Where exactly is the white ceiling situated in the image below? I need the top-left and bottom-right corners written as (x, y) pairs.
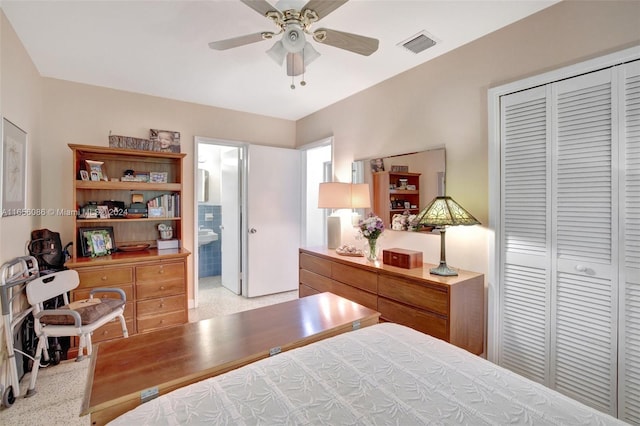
top-left (2, 0), bottom-right (557, 121)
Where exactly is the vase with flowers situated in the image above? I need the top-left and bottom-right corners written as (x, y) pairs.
top-left (359, 213), bottom-right (385, 262)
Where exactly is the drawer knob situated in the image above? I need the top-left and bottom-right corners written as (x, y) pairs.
top-left (160, 303), bottom-right (165, 308)
top-left (101, 276), bottom-right (107, 281)
top-left (160, 286), bottom-right (165, 290)
top-left (158, 269), bottom-right (165, 274)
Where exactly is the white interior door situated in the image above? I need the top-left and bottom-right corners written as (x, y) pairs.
top-left (244, 145), bottom-right (301, 297)
top-left (220, 148), bottom-right (241, 294)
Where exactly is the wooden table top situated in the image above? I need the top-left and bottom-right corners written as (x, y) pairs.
top-left (82, 292), bottom-right (380, 421)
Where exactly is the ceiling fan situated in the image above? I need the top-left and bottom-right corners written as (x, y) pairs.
top-left (208, 0), bottom-right (379, 86)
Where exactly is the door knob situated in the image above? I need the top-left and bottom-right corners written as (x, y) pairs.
top-left (249, 228), bottom-right (257, 234)
top-left (575, 265), bottom-right (587, 273)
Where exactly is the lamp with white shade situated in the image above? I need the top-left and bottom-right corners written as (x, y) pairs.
top-left (318, 182), bottom-right (351, 249)
top-left (349, 183), bottom-right (371, 226)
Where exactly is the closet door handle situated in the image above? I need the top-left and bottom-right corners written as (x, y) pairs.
top-left (575, 265), bottom-right (587, 273)
top-left (249, 228), bottom-right (257, 234)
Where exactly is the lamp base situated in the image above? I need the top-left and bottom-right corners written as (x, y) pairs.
top-left (327, 215), bottom-right (341, 249)
top-left (429, 262), bottom-right (458, 276)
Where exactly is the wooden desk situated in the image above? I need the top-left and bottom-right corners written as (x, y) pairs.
top-left (82, 292), bottom-right (380, 425)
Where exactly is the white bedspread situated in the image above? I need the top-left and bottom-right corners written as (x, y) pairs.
top-left (109, 323), bottom-right (625, 425)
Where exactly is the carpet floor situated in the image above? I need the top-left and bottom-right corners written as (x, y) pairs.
top-left (0, 277), bottom-right (298, 425)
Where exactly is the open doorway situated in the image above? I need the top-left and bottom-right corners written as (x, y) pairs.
top-left (194, 139), bottom-right (244, 309)
top-left (193, 136), bottom-right (332, 311)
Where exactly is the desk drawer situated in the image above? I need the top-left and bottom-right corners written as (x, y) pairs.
top-left (136, 262), bottom-right (184, 284)
top-left (77, 267), bottom-right (133, 288)
top-left (378, 275), bottom-right (448, 316)
top-left (137, 310), bottom-right (187, 333)
top-left (137, 294), bottom-right (185, 318)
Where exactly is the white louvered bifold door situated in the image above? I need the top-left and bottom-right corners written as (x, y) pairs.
top-left (551, 68), bottom-right (617, 415)
top-left (499, 86), bottom-right (552, 385)
top-left (620, 60), bottom-right (640, 424)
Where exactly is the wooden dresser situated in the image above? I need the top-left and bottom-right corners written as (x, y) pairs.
top-left (65, 250), bottom-right (189, 355)
top-left (299, 247), bottom-right (485, 355)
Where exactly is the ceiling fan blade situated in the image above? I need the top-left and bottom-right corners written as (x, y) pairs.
top-left (313, 28), bottom-right (379, 56)
top-left (240, 0), bottom-right (280, 17)
top-left (302, 0), bottom-right (348, 20)
top-left (209, 32), bottom-right (273, 50)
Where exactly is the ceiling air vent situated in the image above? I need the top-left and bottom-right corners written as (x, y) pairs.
top-left (398, 31), bottom-right (437, 54)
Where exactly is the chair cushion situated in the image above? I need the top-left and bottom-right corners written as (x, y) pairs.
top-left (39, 298), bottom-right (124, 326)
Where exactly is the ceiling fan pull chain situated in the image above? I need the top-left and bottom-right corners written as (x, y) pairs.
top-left (301, 48), bottom-right (307, 87)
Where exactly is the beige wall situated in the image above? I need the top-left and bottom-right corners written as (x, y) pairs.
top-left (296, 0), bottom-right (640, 277)
top-left (0, 12), bottom-right (43, 262)
top-left (39, 79), bottom-right (296, 302)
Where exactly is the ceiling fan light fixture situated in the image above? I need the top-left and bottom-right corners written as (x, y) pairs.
top-left (266, 40), bottom-right (287, 65)
top-left (302, 42), bottom-right (320, 66)
top-left (286, 53), bottom-right (304, 76)
top-left (281, 24), bottom-right (306, 53)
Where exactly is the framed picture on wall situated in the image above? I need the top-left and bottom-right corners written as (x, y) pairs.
top-left (2, 118), bottom-right (27, 217)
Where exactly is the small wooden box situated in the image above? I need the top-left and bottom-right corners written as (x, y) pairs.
top-left (382, 248), bottom-right (423, 269)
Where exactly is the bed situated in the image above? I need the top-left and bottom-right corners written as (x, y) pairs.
top-left (108, 323), bottom-right (624, 425)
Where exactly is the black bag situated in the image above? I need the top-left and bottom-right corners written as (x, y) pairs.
top-left (28, 228), bottom-right (65, 272)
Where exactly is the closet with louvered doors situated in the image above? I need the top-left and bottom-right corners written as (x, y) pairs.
top-left (495, 59), bottom-right (639, 422)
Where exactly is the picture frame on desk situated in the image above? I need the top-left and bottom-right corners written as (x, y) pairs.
top-left (78, 226), bottom-right (115, 257)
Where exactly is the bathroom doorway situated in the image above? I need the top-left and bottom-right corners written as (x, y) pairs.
top-left (195, 140), bottom-right (244, 307)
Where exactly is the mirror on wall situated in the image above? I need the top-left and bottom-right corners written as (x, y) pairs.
top-left (197, 168), bottom-right (209, 203)
top-left (353, 148), bottom-right (445, 231)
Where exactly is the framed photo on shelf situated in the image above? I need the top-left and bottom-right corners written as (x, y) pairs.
top-left (149, 129), bottom-right (181, 153)
top-left (79, 170), bottom-right (89, 181)
top-left (149, 171), bottom-right (168, 183)
top-left (78, 226), bottom-right (116, 257)
top-left (97, 205), bottom-right (110, 219)
top-left (148, 206), bottom-right (165, 218)
top-left (85, 160), bottom-right (105, 180)
top-left (370, 158), bottom-right (385, 173)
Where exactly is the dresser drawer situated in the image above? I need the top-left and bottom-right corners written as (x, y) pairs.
top-left (137, 310), bottom-right (187, 334)
top-left (378, 275), bottom-right (448, 316)
top-left (331, 263), bottom-right (377, 293)
top-left (136, 279), bottom-right (184, 299)
top-left (299, 253), bottom-right (332, 277)
top-left (72, 285), bottom-right (134, 308)
top-left (77, 266), bottom-right (133, 288)
top-left (378, 297), bottom-right (448, 341)
top-left (300, 269), bottom-right (332, 291)
top-left (136, 261), bottom-right (185, 284)
top-left (299, 283), bottom-right (321, 297)
top-left (91, 318), bottom-right (134, 344)
top-left (300, 269), bottom-right (377, 310)
top-left (136, 294), bottom-right (185, 318)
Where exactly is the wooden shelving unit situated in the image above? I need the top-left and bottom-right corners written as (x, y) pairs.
top-left (65, 144), bottom-right (190, 355)
top-left (372, 171), bottom-right (421, 228)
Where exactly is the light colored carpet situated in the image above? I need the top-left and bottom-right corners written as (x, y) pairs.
top-left (0, 278), bottom-right (298, 425)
